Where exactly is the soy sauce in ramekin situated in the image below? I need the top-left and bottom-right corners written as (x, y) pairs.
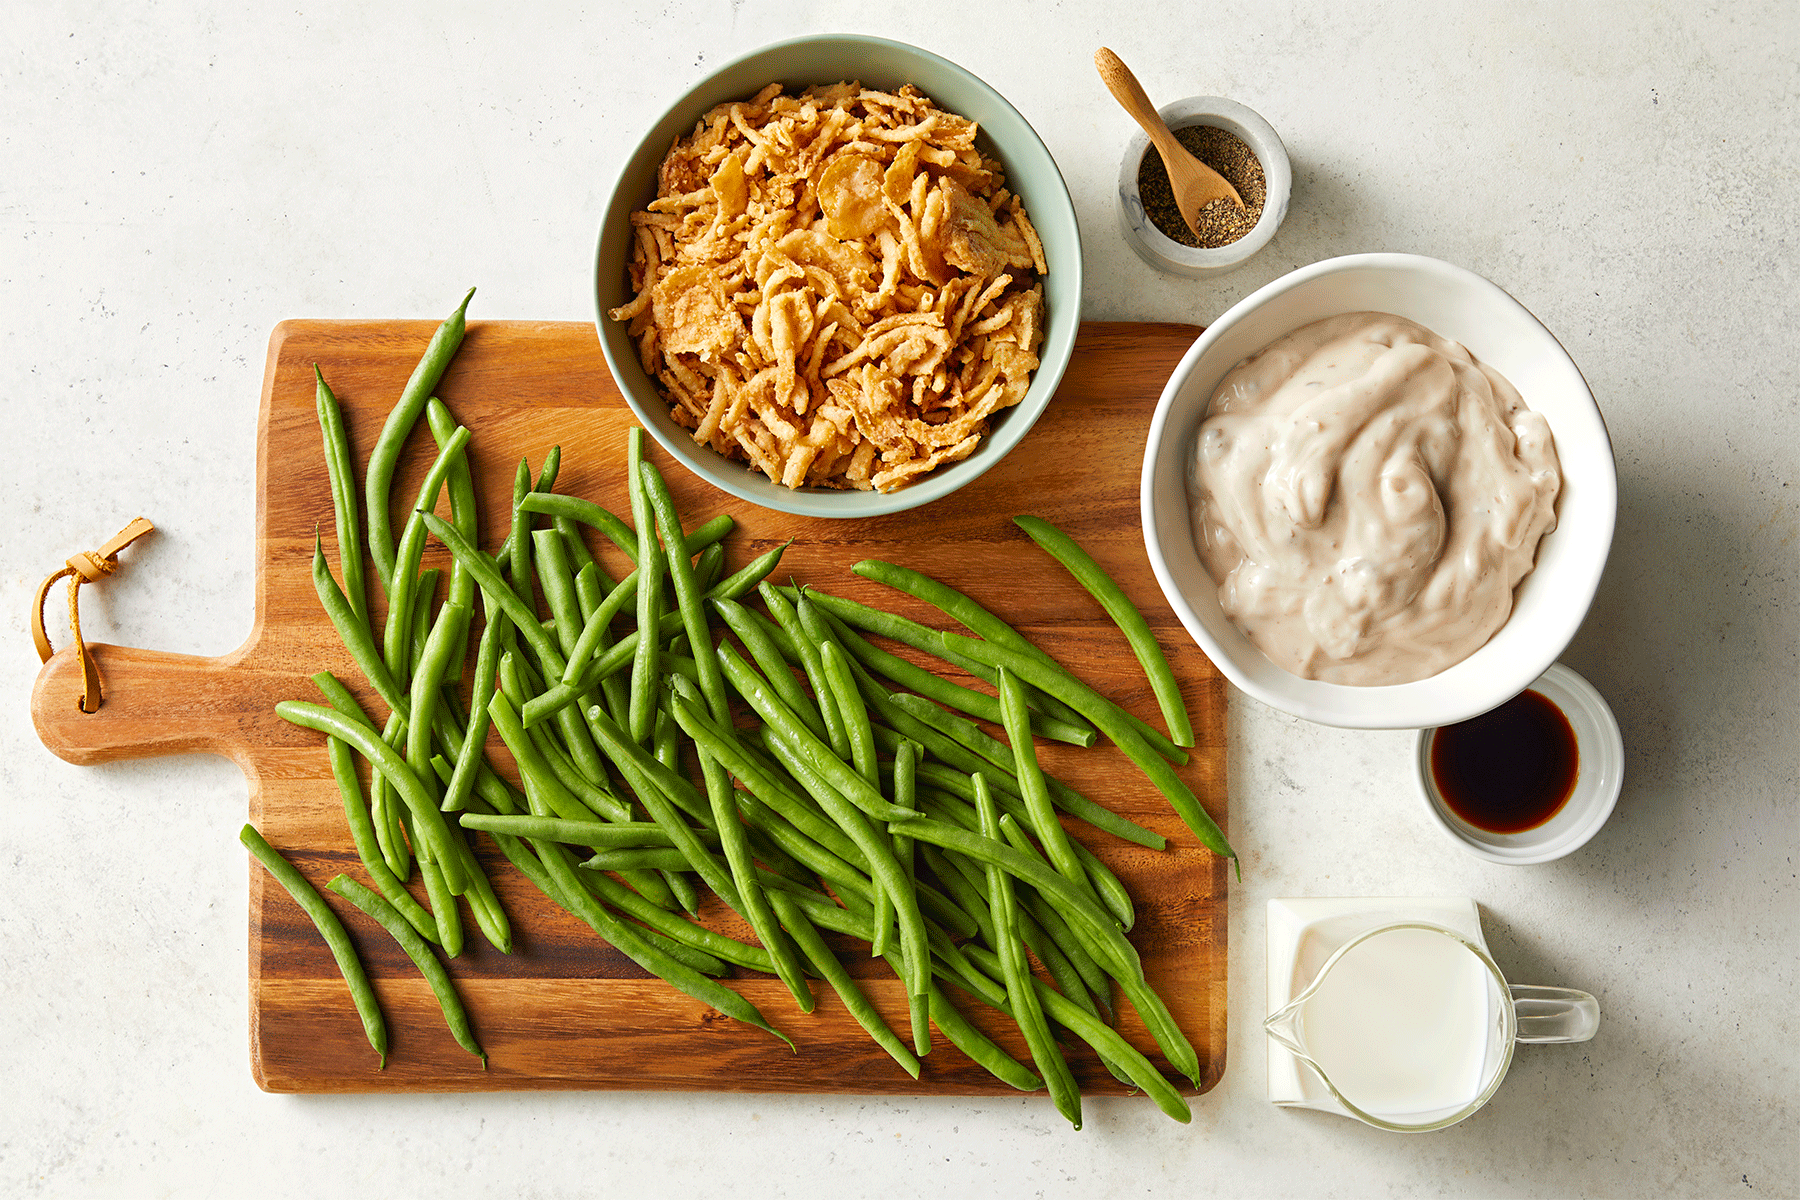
top-left (1430, 690), bottom-right (1579, 833)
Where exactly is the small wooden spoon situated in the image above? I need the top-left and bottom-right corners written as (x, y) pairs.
top-left (1094, 47), bottom-right (1244, 237)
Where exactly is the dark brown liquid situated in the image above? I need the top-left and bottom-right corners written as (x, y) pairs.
top-left (1430, 689), bottom-right (1579, 833)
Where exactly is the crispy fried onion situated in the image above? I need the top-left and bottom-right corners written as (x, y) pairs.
top-left (609, 82), bottom-right (1047, 492)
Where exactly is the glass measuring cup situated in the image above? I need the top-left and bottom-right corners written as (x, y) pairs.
top-left (1263, 921), bottom-right (1599, 1132)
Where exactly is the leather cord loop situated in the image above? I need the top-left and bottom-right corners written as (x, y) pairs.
top-left (32, 517), bottom-right (155, 713)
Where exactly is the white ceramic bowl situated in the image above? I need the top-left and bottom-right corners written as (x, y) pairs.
top-left (1415, 663), bottom-right (1625, 864)
top-left (1116, 96), bottom-right (1291, 277)
top-left (594, 35), bottom-right (1082, 519)
top-left (1140, 253), bottom-right (1617, 730)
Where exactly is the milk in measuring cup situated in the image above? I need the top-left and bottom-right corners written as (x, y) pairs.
top-left (1296, 925), bottom-right (1491, 1118)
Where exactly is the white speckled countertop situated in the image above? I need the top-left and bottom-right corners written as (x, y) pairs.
top-left (4, 2), bottom-right (1795, 1196)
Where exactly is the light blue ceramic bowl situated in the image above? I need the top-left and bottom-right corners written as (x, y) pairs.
top-left (594, 35), bottom-right (1082, 518)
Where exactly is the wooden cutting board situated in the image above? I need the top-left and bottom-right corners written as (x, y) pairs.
top-left (31, 318), bottom-right (1227, 1097)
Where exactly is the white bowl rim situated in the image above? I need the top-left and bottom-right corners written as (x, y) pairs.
top-left (591, 33), bottom-right (1082, 519)
top-left (1140, 252), bottom-right (1618, 730)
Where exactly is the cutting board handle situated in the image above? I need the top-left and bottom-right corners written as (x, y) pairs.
top-left (31, 642), bottom-right (270, 770)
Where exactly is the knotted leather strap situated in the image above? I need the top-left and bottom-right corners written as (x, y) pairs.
top-left (32, 518), bottom-right (156, 713)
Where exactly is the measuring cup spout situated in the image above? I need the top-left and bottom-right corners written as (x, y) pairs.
top-left (1511, 985), bottom-right (1601, 1043)
top-left (1263, 998), bottom-right (1306, 1057)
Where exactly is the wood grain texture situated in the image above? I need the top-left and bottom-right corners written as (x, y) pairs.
top-left (31, 318), bottom-right (1227, 1097)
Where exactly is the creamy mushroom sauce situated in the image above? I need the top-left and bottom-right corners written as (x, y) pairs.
top-left (1188, 312), bottom-right (1561, 685)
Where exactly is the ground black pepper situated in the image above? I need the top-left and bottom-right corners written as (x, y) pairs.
top-left (1138, 123), bottom-right (1266, 249)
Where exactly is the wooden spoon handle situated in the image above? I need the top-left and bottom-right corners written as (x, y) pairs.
top-left (1094, 47), bottom-right (1181, 157)
top-left (31, 641), bottom-right (286, 771)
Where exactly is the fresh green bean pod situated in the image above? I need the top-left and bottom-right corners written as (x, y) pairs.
top-left (760, 584), bottom-right (852, 760)
top-left (323, 732), bottom-right (438, 944)
top-left (943, 631), bottom-right (1236, 870)
top-left (960, 944), bottom-right (1192, 1123)
top-left (527, 837), bottom-right (793, 1049)
top-left (1014, 513), bottom-right (1194, 747)
top-left (768, 890), bottom-right (921, 1080)
top-left (239, 825), bottom-right (387, 1068)
top-left (276, 700), bottom-right (465, 893)
top-left (975, 776), bottom-right (1082, 1128)
top-left (885, 690), bottom-right (1164, 853)
top-left (364, 287), bottom-right (473, 590)
top-left (849, 560), bottom-right (1187, 763)
top-left (718, 642), bottom-right (918, 824)
top-left (327, 873), bottom-right (485, 1065)
top-left (313, 367), bottom-right (370, 629)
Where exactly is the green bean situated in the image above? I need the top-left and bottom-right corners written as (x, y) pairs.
top-left (322, 730), bottom-right (438, 944)
top-left (924, 981), bottom-right (1041, 1092)
top-left (910, 757), bottom-right (1136, 930)
top-left (492, 693), bottom-right (680, 917)
top-left (426, 399), bottom-right (480, 631)
top-left (1013, 515), bottom-right (1194, 748)
top-left (991, 823), bottom-right (1198, 1088)
top-left (407, 817), bottom-right (463, 956)
top-left (960, 944), bottom-right (1192, 1123)
top-left (975, 776), bottom-right (1081, 1127)
top-left (719, 643), bottom-right (918, 824)
top-left (942, 631), bottom-right (1235, 869)
top-left (458, 813), bottom-right (675, 847)
top-left (791, 583), bottom-right (1097, 739)
top-left (529, 528), bottom-right (615, 788)
top-left (381, 427), bottom-right (470, 685)
top-left (849, 560), bottom-right (1187, 764)
top-left (312, 535), bottom-right (406, 716)
top-left (528, 837), bottom-right (793, 1048)
top-left (313, 367), bottom-right (370, 630)
top-left (884, 690), bottom-right (1164, 853)
top-left (239, 825), bottom-right (386, 1068)
top-left (505, 458), bottom-right (536, 609)
top-left (576, 867), bottom-right (767, 974)
top-left (768, 890), bottom-right (920, 1080)
top-left (534, 527), bottom-right (587, 659)
top-left (575, 565), bottom-right (634, 733)
top-left (579, 847), bottom-right (694, 872)
top-left (276, 700), bottom-right (465, 893)
top-left (889, 738), bottom-right (929, 1053)
top-left (364, 288), bottom-right (473, 591)
top-left (713, 598), bottom-right (825, 739)
top-left (806, 598), bottom-right (1096, 747)
top-left (326, 873), bottom-right (485, 1065)
top-left (405, 601), bottom-right (470, 792)
top-left (997, 667), bottom-right (1088, 895)
top-left (820, 641), bottom-right (877, 785)
top-left (637, 458), bottom-right (815, 1012)
top-left (581, 704), bottom-right (743, 904)
top-left (757, 720), bottom-right (930, 1001)
top-left (560, 517), bottom-right (733, 688)
top-left (708, 539), bottom-right (790, 605)
top-left (760, 584), bottom-right (851, 760)
top-left (624, 429), bottom-right (662, 743)
top-left (995, 816), bottom-right (1112, 1014)
top-left (441, 584), bottom-right (512, 814)
top-left (517, 492), bottom-right (645, 561)
top-left (672, 702), bottom-right (869, 880)
top-left (692, 542), bottom-right (723, 592)
top-left (486, 690), bottom-right (599, 824)
top-left (419, 511), bottom-right (564, 672)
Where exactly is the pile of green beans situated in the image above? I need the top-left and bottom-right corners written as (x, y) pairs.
top-left (267, 290), bottom-right (1228, 1125)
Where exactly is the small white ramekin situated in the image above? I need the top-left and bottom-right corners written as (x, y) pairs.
top-left (1414, 663), bottom-right (1626, 865)
top-left (1115, 95), bottom-right (1290, 277)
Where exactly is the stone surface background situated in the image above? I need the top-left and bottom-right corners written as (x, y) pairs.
top-left (3, 2), bottom-right (1794, 1195)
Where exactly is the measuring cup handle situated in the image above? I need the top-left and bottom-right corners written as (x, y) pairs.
top-left (1510, 985), bottom-right (1601, 1043)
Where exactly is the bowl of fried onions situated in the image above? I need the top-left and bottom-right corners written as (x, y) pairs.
top-left (595, 35), bottom-right (1082, 517)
